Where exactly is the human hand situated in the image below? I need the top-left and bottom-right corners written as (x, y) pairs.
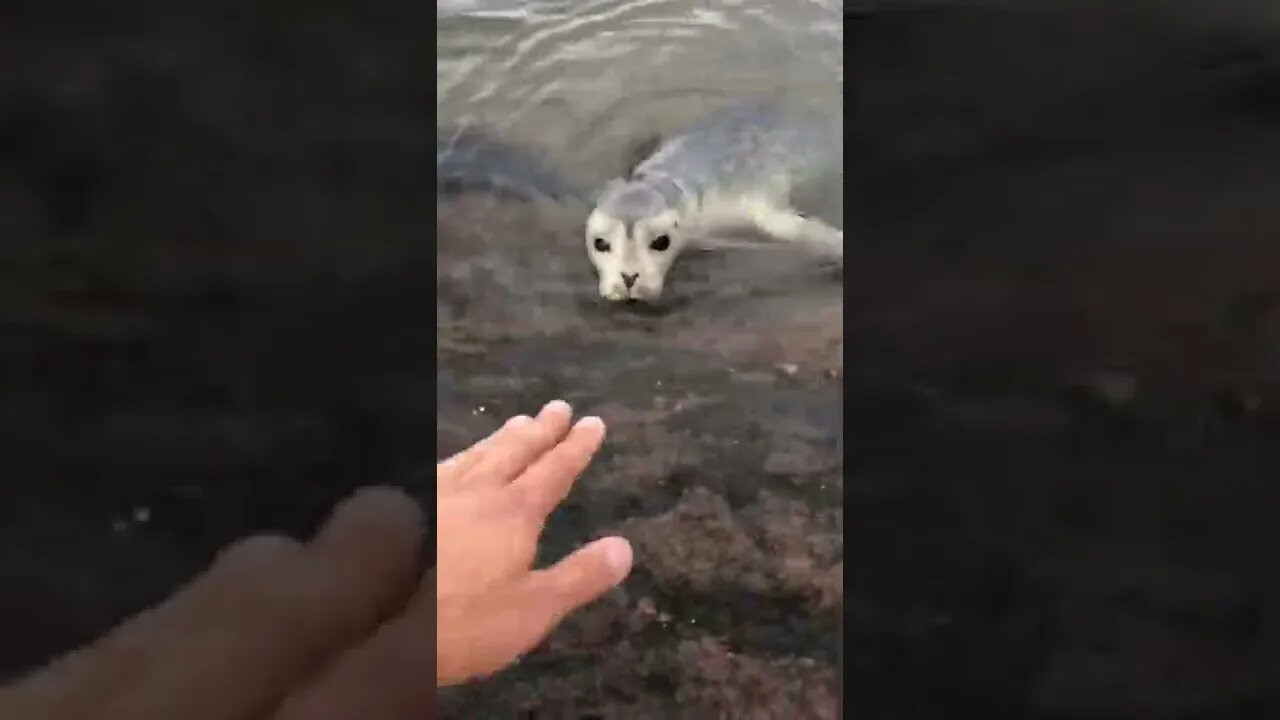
top-left (435, 400), bottom-right (632, 686)
top-left (0, 400), bottom-right (631, 719)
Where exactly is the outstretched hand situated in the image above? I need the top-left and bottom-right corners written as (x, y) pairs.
top-left (434, 400), bottom-right (632, 685)
top-left (0, 400), bottom-right (631, 720)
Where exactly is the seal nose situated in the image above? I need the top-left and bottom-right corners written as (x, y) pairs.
top-left (621, 273), bottom-right (638, 289)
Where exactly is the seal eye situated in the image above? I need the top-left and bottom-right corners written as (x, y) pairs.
top-left (650, 234), bottom-right (671, 251)
top-left (593, 237), bottom-right (610, 252)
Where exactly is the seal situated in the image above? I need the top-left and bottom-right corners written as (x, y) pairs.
top-left (584, 101), bottom-right (843, 303)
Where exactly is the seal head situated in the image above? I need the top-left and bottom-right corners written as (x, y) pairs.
top-left (585, 177), bottom-right (686, 303)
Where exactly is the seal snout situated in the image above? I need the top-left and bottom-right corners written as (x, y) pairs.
top-left (621, 273), bottom-right (639, 289)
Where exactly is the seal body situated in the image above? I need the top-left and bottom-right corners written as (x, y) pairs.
top-left (585, 101), bottom-right (843, 303)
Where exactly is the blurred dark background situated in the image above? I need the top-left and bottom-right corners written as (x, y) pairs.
top-left (847, 2), bottom-right (1280, 717)
top-left (0, 0), bottom-right (436, 677)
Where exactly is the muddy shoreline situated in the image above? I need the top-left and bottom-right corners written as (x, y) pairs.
top-left (434, 193), bottom-right (843, 718)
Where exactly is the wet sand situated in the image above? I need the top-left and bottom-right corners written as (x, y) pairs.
top-left (435, 195), bottom-right (843, 717)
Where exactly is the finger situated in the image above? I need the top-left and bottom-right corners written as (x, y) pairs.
top-left (305, 486), bottom-right (426, 637)
top-left (437, 414), bottom-right (531, 492)
top-left (438, 400), bottom-right (572, 493)
top-left (521, 536), bottom-right (633, 625)
top-left (272, 589), bottom-right (436, 720)
top-left (462, 400), bottom-right (573, 491)
top-left (93, 488), bottom-right (425, 720)
top-left (279, 538), bottom-right (633, 714)
top-left (437, 536), bottom-right (632, 687)
top-left (508, 415), bottom-right (605, 520)
top-left (0, 533), bottom-right (310, 720)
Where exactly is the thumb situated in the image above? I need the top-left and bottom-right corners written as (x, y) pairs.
top-left (523, 536), bottom-right (634, 624)
top-left (436, 537), bottom-right (634, 687)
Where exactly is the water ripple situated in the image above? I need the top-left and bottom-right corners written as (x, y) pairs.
top-left (438, 0), bottom-right (842, 182)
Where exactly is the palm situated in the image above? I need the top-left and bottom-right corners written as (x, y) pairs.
top-left (435, 489), bottom-right (539, 596)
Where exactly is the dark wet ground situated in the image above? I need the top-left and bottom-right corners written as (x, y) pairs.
top-left (6, 2), bottom-right (1280, 719)
top-left (434, 192), bottom-right (843, 717)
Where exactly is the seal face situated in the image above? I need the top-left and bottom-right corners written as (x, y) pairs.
top-left (585, 180), bottom-right (686, 303)
top-left (585, 102), bottom-right (843, 304)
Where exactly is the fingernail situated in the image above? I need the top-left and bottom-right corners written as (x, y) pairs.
top-left (540, 399), bottom-right (571, 417)
top-left (507, 414), bottom-right (533, 428)
top-left (599, 536), bottom-right (633, 580)
top-left (574, 416), bottom-right (604, 433)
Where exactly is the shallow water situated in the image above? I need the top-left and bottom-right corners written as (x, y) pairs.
top-left (436, 0), bottom-right (845, 716)
top-left (438, 0), bottom-right (842, 181)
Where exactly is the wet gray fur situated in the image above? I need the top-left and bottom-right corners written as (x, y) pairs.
top-left (627, 101), bottom-right (843, 225)
top-left (600, 177), bottom-right (684, 236)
